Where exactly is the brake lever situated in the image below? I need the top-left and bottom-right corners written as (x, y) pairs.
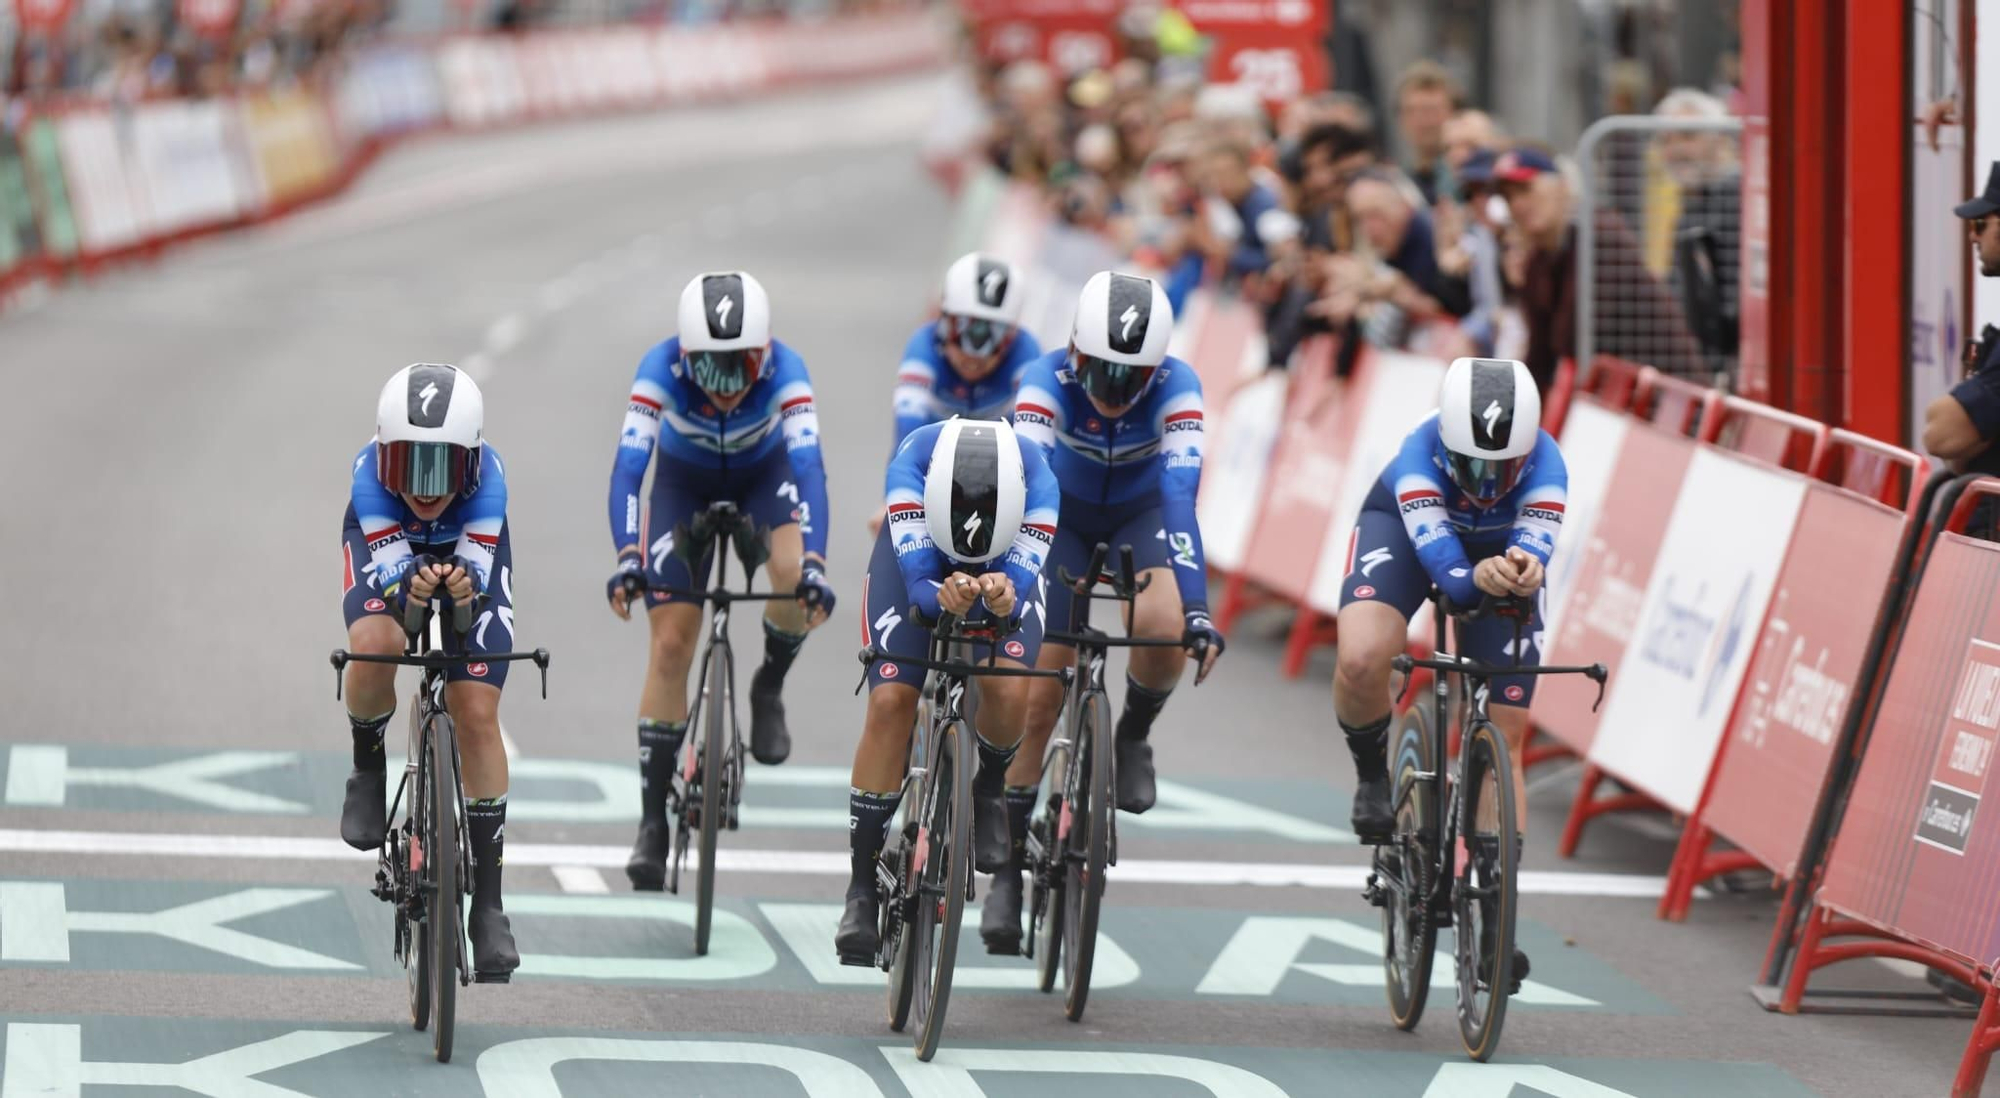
top-left (534, 648), bottom-right (551, 700)
top-left (330, 650), bottom-right (348, 700)
top-left (854, 645), bottom-right (881, 696)
top-left (1390, 654), bottom-right (1414, 706)
top-left (1589, 663), bottom-right (1608, 713)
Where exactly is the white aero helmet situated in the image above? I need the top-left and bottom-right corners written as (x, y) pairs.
top-left (1437, 357), bottom-right (1541, 506)
top-left (376, 362), bottom-right (484, 498)
top-left (924, 418), bottom-right (1027, 565)
top-left (677, 271), bottom-right (772, 396)
top-left (939, 252), bottom-right (1025, 358)
top-left (1070, 270), bottom-right (1173, 406)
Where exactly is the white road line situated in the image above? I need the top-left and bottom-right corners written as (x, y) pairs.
top-left (0, 828), bottom-right (1678, 898)
top-left (552, 865), bottom-right (610, 894)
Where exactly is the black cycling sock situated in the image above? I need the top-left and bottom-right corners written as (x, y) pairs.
top-left (638, 719), bottom-right (687, 824)
top-left (465, 795), bottom-right (507, 910)
top-left (761, 620), bottom-right (808, 681)
top-left (348, 710), bottom-right (392, 772)
top-left (1004, 785), bottom-right (1038, 870)
top-left (847, 789), bottom-right (901, 899)
top-left (973, 732), bottom-right (1018, 793)
top-left (1339, 713), bottom-right (1393, 779)
top-left (1116, 675), bottom-right (1173, 742)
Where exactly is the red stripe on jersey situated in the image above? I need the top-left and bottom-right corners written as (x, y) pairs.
top-left (1344, 527), bottom-right (1357, 574)
top-left (887, 503), bottom-right (924, 518)
top-left (1398, 489), bottom-right (1443, 503)
top-left (781, 396), bottom-right (814, 411)
top-left (1024, 523), bottom-right (1056, 536)
top-left (1016, 403), bottom-right (1055, 419)
top-left (860, 575), bottom-right (872, 645)
top-left (1522, 500), bottom-right (1565, 514)
top-left (896, 372), bottom-right (931, 386)
top-left (343, 544), bottom-right (355, 594)
top-left (465, 532), bottom-right (500, 548)
top-left (629, 393), bottom-right (662, 411)
top-left (365, 525), bottom-right (402, 543)
top-left (1164, 410), bottom-right (1203, 423)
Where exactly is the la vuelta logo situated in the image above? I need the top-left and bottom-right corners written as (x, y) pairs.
top-left (1740, 591), bottom-right (1852, 750)
top-left (1915, 638), bottom-right (2000, 854)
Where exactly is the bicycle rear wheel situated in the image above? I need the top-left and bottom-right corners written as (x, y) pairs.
top-left (1031, 724), bottom-right (1073, 994)
top-left (1381, 707), bottom-right (1438, 1031)
top-left (403, 743), bottom-right (430, 1031)
top-left (1454, 719), bottom-right (1518, 1062)
top-left (912, 718), bottom-right (973, 1062)
top-left (427, 714), bottom-right (463, 1064)
top-left (694, 644), bottom-right (726, 957)
top-left (1062, 690), bottom-right (1112, 1022)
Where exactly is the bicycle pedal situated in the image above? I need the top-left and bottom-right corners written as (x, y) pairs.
top-left (473, 971), bottom-right (513, 984)
top-left (836, 951), bottom-right (875, 968)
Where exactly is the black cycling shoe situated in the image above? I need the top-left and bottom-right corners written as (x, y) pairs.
top-left (980, 870), bottom-right (1024, 955)
top-left (1349, 775), bottom-right (1393, 843)
top-left (625, 820), bottom-right (670, 891)
top-left (835, 892), bottom-right (880, 965)
top-left (972, 786), bottom-right (1010, 874)
top-left (468, 906), bottom-right (520, 982)
top-left (340, 768), bottom-right (387, 851)
top-left (748, 663), bottom-right (792, 765)
top-left (1113, 737), bottom-right (1156, 814)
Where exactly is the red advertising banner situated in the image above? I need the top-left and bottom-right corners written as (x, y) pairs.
top-left (971, 0), bottom-right (1120, 73)
top-left (1702, 484), bottom-right (1907, 877)
top-left (12, 0), bottom-right (75, 34)
top-left (1238, 339), bottom-right (1354, 604)
top-left (177, 0), bottom-right (241, 39)
top-left (1820, 531), bottom-right (2000, 966)
top-left (1535, 421), bottom-right (1696, 753)
top-left (1177, 0), bottom-right (1327, 109)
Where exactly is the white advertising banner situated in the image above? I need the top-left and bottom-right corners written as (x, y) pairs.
top-left (1587, 447), bottom-right (1808, 813)
top-left (1541, 400), bottom-right (1632, 642)
top-left (1198, 371), bottom-right (1286, 572)
top-left (57, 113), bottom-right (149, 253)
top-left (1304, 351), bottom-right (1448, 614)
top-left (130, 102), bottom-right (247, 235)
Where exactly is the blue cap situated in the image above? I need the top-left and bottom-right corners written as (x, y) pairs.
top-left (1458, 147), bottom-right (1498, 188)
top-left (1494, 147), bottom-right (1558, 184)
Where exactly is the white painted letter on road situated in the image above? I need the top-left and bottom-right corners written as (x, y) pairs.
top-left (477, 1038), bottom-right (883, 1098)
top-left (1, 1023), bottom-right (385, 1098)
top-left (884, 1047), bottom-right (1288, 1098)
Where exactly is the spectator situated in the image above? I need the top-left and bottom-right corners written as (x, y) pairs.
top-left (1442, 109), bottom-right (1503, 177)
top-left (1654, 87), bottom-right (1742, 383)
top-left (1435, 148), bottom-right (1506, 355)
top-left (1394, 60), bottom-right (1460, 207)
top-left (1292, 121), bottom-right (1375, 255)
top-left (1313, 168), bottom-right (1457, 352)
top-left (1185, 134), bottom-right (1285, 287)
top-left (1498, 145), bottom-right (1700, 393)
top-left (1922, 162), bottom-right (2000, 475)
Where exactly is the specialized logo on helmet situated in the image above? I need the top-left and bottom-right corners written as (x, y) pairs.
top-left (1467, 359), bottom-right (1516, 450)
top-left (1105, 274), bottom-right (1153, 355)
top-left (975, 258), bottom-right (1009, 308)
top-left (405, 364), bottom-right (457, 429)
top-left (702, 274), bottom-right (746, 340)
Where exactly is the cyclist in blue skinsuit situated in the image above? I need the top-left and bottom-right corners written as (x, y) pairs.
top-left (338, 362), bottom-right (520, 981)
top-left (984, 270), bottom-right (1226, 953)
top-left (603, 271), bottom-right (837, 892)
top-left (1335, 356), bottom-right (1565, 990)
top-left (834, 418), bottom-right (1060, 961)
top-left (868, 253), bottom-right (1042, 534)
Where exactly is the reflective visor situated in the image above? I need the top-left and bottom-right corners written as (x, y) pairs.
top-left (1447, 452), bottom-right (1528, 506)
top-left (685, 348), bottom-right (765, 397)
top-left (943, 314), bottom-right (1011, 358)
top-left (1071, 351), bottom-right (1157, 407)
top-left (378, 440), bottom-right (480, 498)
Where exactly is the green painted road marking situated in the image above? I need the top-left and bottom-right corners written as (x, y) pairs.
top-left (0, 1020), bottom-right (1829, 1097)
top-left (0, 746), bottom-right (1350, 844)
top-left (1196, 915), bottom-right (1597, 1006)
top-left (0, 879), bottom-right (367, 975)
top-left (507, 893), bottom-right (777, 980)
top-left (760, 902), bottom-right (1141, 989)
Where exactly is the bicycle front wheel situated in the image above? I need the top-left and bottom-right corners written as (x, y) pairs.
top-left (695, 645), bottom-right (727, 957)
top-left (1062, 689), bottom-right (1112, 1022)
top-left (427, 714), bottom-right (463, 1064)
top-left (1454, 719), bottom-right (1519, 1062)
top-left (1382, 706), bottom-right (1438, 1031)
top-left (913, 717), bottom-right (974, 1062)
top-left (403, 747), bottom-right (430, 1032)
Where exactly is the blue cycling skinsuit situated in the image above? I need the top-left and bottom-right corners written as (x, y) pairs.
top-left (1011, 349), bottom-right (1209, 632)
top-left (341, 443), bottom-right (517, 687)
top-left (890, 321), bottom-right (1044, 452)
top-left (1340, 412), bottom-right (1568, 705)
top-left (607, 336), bottom-right (830, 600)
top-left (861, 421), bottom-right (1061, 687)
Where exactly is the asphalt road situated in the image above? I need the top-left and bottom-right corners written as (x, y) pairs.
top-left (0, 72), bottom-right (1984, 1097)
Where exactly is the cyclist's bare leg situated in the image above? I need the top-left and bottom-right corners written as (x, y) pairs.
top-left (1006, 643), bottom-right (1075, 789)
top-left (1486, 703), bottom-right (1531, 840)
top-left (342, 616), bottom-right (405, 721)
top-left (447, 681), bottom-right (507, 799)
top-left (1123, 566), bottom-right (1186, 689)
top-left (842, 681), bottom-right (922, 950)
top-left (640, 602), bottom-right (704, 723)
top-left (973, 667), bottom-right (1032, 752)
top-left (1332, 600), bottom-right (1406, 728)
top-left (761, 524), bottom-right (809, 635)
top-left (852, 683), bottom-right (920, 794)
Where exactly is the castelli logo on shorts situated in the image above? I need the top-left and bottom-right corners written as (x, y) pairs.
top-left (467, 663), bottom-right (489, 678)
top-left (364, 598), bottom-right (387, 612)
top-left (1505, 685), bottom-right (1525, 702)
top-left (880, 663), bottom-right (899, 679)
top-left (1354, 585), bottom-right (1376, 599)
top-left (1005, 640), bottom-right (1026, 658)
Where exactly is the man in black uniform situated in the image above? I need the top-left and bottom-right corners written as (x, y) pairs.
top-left (1923, 161), bottom-right (2000, 479)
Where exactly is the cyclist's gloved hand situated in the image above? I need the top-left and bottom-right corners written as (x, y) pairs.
top-left (796, 563), bottom-right (836, 622)
top-left (607, 554), bottom-right (644, 620)
top-left (442, 555), bottom-right (482, 602)
top-left (1183, 608), bottom-right (1225, 685)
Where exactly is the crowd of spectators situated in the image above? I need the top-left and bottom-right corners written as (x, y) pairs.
top-left (966, 38), bottom-right (1745, 395)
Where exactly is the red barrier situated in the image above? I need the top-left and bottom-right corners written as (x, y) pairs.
top-left (1655, 431), bottom-right (1925, 920)
top-left (1785, 478), bottom-right (2000, 1095)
